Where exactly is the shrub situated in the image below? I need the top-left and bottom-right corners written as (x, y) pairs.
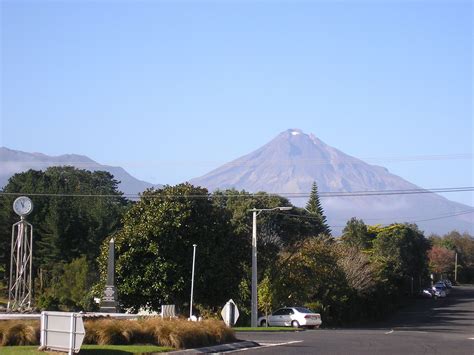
top-left (0, 317), bottom-right (235, 349)
top-left (0, 321), bottom-right (40, 346)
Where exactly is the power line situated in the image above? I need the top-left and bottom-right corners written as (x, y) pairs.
top-left (0, 186), bottom-right (472, 199)
top-left (2, 153), bottom-right (470, 168)
top-left (275, 209), bottom-right (474, 229)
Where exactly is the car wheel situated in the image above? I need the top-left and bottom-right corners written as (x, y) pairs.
top-left (291, 320), bottom-right (300, 328)
top-left (260, 320), bottom-right (267, 327)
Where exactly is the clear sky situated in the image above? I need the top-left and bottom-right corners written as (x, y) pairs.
top-left (1, 0), bottom-right (472, 206)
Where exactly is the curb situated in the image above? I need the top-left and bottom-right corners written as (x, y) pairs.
top-left (165, 341), bottom-right (260, 354)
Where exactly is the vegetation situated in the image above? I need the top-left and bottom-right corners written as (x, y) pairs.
top-left (1, 167), bottom-right (472, 327)
top-left (1, 345), bottom-right (171, 354)
top-left (0, 318), bottom-right (234, 349)
top-left (0, 167), bottom-right (128, 310)
top-left (97, 184), bottom-right (246, 313)
top-left (305, 182), bottom-right (331, 235)
top-left (428, 231), bottom-right (474, 282)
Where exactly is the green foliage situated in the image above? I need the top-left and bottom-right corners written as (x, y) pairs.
top-left (36, 256), bottom-right (98, 311)
top-left (212, 188), bottom-right (320, 323)
top-left (258, 274), bottom-right (274, 319)
top-left (341, 217), bottom-right (373, 249)
top-left (372, 224), bottom-right (430, 293)
top-left (0, 167), bottom-right (128, 286)
top-left (99, 183), bottom-right (246, 312)
top-left (274, 237), bottom-right (352, 324)
top-left (305, 182), bottom-right (331, 235)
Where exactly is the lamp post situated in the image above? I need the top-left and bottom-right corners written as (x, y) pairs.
top-left (249, 206), bottom-right (292, 327)
top-left (189, 244), bottom-right (197, 320)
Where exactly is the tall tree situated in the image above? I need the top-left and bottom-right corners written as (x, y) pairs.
top-left (274, 238), bottom-right (351, 325)
top-left (341, 217), bottom-right (373, 249)
top-left (372, 224), bottom-right (430, 293)
top-left (428, 246), bottom-right (455, 276)
top-left (98, 183), bottom-right (246, 312)
top-left (0, 167), bottom-right (128, 285)
top-left (429, 231), bottom-right (474, 283)
top-left (305, 182), bottom-right (331, 235)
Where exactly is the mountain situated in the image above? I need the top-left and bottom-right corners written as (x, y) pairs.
top-left (0, 147), bottom-right (160, 196)
top-left (190, 129), bottom-right (473, 235)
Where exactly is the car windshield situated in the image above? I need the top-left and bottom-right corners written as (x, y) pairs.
top-left (294, 307), bottom-right (313, 313)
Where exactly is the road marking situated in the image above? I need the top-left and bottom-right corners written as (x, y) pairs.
top-left (468, 337), bottom-right (474, 340)
top-left (228, 341), bottom-right (303, 353)
top-left (258, 341), bottom-right (303, 347)
top-left (385, 330), bottom-right (394, 334)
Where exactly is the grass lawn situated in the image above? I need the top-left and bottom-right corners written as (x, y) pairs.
top-left (0, 345), bottom-right (173, 354)
top-left (233, 326), bottom-right (300, 331)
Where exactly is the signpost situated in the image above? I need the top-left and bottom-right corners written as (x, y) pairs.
top-left (40, 312), bottom-right (85, 355)
top-left (221, 299), bottom-right (239, 327)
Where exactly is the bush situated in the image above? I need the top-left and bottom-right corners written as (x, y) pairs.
top-left (0, 317), bottom-right (235, 349)
top-left (0, 321), bottom-right (40, 346)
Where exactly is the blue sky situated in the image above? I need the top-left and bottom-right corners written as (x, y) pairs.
top-left (1, 0), bottom-right (472, 206)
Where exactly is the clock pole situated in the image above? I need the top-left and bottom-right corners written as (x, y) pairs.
top-left (8, 197), bottom-right (34, 312)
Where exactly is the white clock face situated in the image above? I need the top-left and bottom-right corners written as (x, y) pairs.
top-left (13, 196), bottom-right (33, 216)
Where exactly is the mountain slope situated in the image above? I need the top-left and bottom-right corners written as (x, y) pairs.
top-left (190, 129), bottom-right (473, 235)
top-left (0, 147), bottom-right (159, 196)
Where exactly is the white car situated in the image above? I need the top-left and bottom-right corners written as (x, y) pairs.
top-left (258, 307), bottom-right (322, 328)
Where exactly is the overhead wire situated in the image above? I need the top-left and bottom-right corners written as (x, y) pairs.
top-left (0, 186), bottom-right (472, 199)
top-left (274, 209), bottom-right (474, 229)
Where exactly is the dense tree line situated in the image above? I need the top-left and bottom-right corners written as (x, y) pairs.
top-left (1, 170), bottom-right (472, 325)
top-left (0, 167), bottom-right (128, 309)
top-left (428, 231), bottom-right (474, 283)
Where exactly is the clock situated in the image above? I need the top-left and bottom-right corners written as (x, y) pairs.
top-left (13, 196), bottom-right (33, 217)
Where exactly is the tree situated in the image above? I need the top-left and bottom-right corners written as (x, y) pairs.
top-left (98, 183), bottom-right (246, 312)
top-left (428, 246), bottom-right (455, 276)
top-left (341, 218), bottom-right (373, 249)
top-left (0, 167), bottom-right (128, 288)
top-left (258, 274), bottom-right (274, 325)
top-left (37, 256), bottom-right (96, 311)
top-left (211, 188), bottom-right (321, 320)
top-left (274, 237), bottom-right (352, 324)
top-left (305, 182), bottom-right (331, 235)
top-left (335, 244), bottom-right (376, 296)
top-left (371, 224), bottom-right (430, 294)
top-left (429, 231), bottom-right (474, 282)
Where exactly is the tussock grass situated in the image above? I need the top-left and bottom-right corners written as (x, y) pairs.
top-left (0, 317), bottom-right (235, 349)
top-left (0, 320), bottom-right (40, 346)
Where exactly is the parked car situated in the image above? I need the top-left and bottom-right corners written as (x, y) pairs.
top-left (434, 282), bottom-right (450, 295)
top-left (418, 288), bottom-right (435, 298)
top-left (432, 285), bottom-right (447, 298)
top-left (441, 279), bottom-right (453, 288)
top-left (258, 307), bottom-right (322, 328)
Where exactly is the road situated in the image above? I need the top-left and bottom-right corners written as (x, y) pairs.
top-left (235, 285), bottom-right (474, 354)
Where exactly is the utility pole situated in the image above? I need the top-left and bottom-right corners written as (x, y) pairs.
top-left (189, 244), bottom-right (197, 320)
top-left (455, 252), bottom-right (458, 282)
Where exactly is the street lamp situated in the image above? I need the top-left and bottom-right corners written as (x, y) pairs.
top-left (249, 206), bottom-right (293, 327)
top-left (189, 244), bottom-right (197, 320)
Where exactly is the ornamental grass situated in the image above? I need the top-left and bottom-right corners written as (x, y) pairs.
top-left (0, 320), bottom-right (40, 346)
top-left (0, 317), bottom-right (235, 349)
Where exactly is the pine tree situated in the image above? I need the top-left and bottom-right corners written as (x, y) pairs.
top-left (305, 182), bottom-right (331, 235)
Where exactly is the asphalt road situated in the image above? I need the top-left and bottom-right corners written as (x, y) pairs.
top-left (235, 285), bottom-right (474, 355)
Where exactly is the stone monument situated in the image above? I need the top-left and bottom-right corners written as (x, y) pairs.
top-left (100, 238), bottom-right (118, 313)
